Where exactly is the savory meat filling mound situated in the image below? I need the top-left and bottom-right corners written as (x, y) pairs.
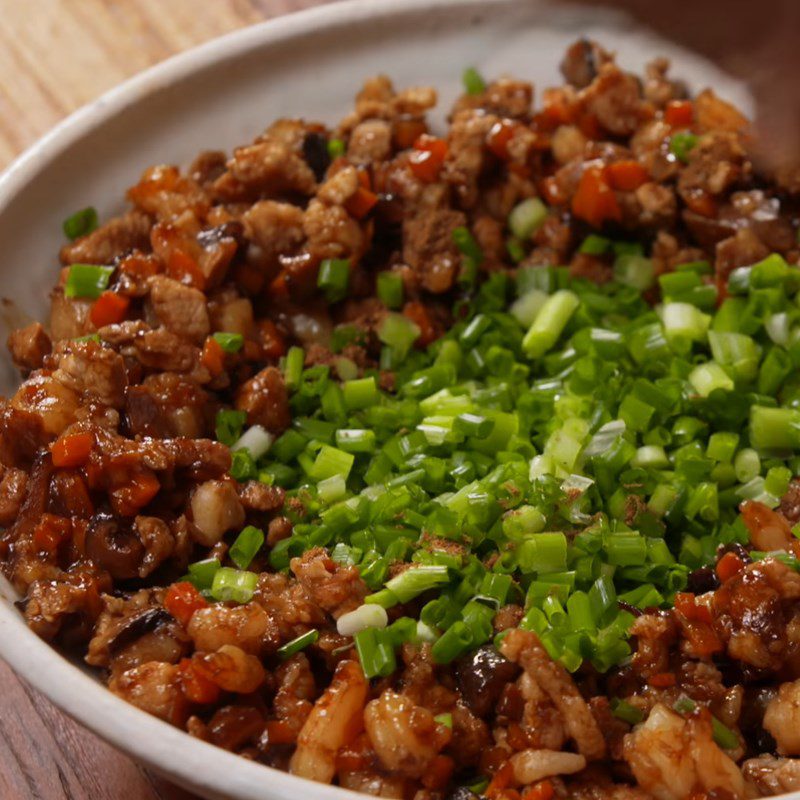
top-left (5, 40), bottom-right (800, 799)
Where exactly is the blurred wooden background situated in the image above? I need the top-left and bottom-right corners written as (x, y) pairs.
top-left (0, 2), bottom-right (334, 797)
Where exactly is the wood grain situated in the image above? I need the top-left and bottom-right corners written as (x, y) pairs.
top-left (0, 2), bottom-right (333, 797)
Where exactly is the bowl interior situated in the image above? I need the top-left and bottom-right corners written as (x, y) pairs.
top-left (0, 1), bottom-right (758, 798)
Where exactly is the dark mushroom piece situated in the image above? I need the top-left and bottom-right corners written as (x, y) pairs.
top-left (106, 607), bottom-right (172, 655)
top-left (84, 511), bottom-right (145, 580)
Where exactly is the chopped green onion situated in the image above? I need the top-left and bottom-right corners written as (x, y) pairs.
top-left (318, 258), bottom-right (350, 302)
top-left (354, 627), bottom-right (396, 677)
top-left (229, 525), bottom-right (265, 570)
top-left (327, 138), bottom-right (346, 158)
top-left (212, 332), bottom-right (244, 352)
top-left (232, 425), bottom-right (274, 460)
top-left (434, 712), bottom-right (453, 728)
top-left (579, 234), bottom-right (611, 255)
top-left (63, 206), bottom-right (98, 240)
top-left (508, 198), bottom-right (548, 240)
top-left (377, 271), bottom-right (404, 309)
top-left (335, 428), bottom-right (377, 453)
top-left (309, 445), bottom-right (355, 481)
top-left (669, 132), bottom-right (698, 163)
top-left (378, 313), bottom-right (420, 358)
top-left (186, 558), bottom-right (221, 591)
top-left (522, 290), bottom-right (580, 358)
top-left (284, 346), bottom-right (305, 389)
top-left (210, 567), bottom-right (259, 603)
top-left (64, 264), bottom-right (114, 299)
top-left (343, 376), bottom-right (379, 410)
top-left (611, 698), bottom-right (644, 725)
top-left (750, 406), bottom-right (800, 451)
top-left (462, 66), bottom-right (486, 95)
top-left (215, 409), bottom-right (248, 447)
top-left (278, 629), bottom-right (320, 660)
top-left (337, 603), bottom-right (389, 636)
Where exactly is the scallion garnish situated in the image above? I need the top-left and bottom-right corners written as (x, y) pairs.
top-left (63, 206), bottom-right (98, 240)
top-left (64, 264), bottom-right (114, 299)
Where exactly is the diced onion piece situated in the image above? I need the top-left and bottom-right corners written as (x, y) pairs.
top-left (337, 603), bottom-right (389, 636)
top-left (233, 425), bottom-right (274, 460)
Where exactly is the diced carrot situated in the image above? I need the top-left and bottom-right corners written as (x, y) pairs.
top-left (111, 468), bottom-right (160, 516)
top-left (607, 160), bottom-right (650, 192)
top-left (356, 169), bottom-right (372, 190)
top-left (119, 253), bottom-right (161, 280)
top-left (345, 186), bottom-right (379, 219)
top-left (165, 582), bottom-right (208, 627)
top-left (571, 165), bottom-right (621, 228)
top-left (178, 657), bottom-right (220, 704)
top-left (674, 592), bottom-right (713, 624)
top-left (540, 88), bottom-right (575, 128)
top-left (683, 190), bottom-right (717, 218)
top-left (393, 117), bottom-right (428, 150)
top-left (33, 514), bottom-right (72, 553)
top-left (486, 760), bottom-right (515, 796)
top-left (201, 337), bottom-right (225, 377)
top-left (716, 551), bottom-right (745, 582)
top-left (422, 755), bottom-right (455, 791)
top-left (665, 100), bottom-right (694, 128)
top-left (167, 248), bottom-right (206, 289)
top-left (648, 672), bottom-right (676, 688)
top-left (51, 431), bottom-right (94, 468)
top-left (268, 271), bottom-right (289, 300)
top-left (402, 300), bottom-right (437, 347)
top-left (264, 719), bottom-right (298, 745)
top-left (577, 112), bottom-right (602, 140)
top-left (409, 134), bottom-right (448, 182)
top-left (90, 290), bottom-right (130, 328)
top-left (259, 319), bottom-right (286, 360)
top-left (522, 780), bottom-right (555, 800)
top-left (487, 120), bottom-right (516, 160)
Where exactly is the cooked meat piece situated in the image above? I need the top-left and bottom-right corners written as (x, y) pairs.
top-left (290, 547), bottom-right (368, 619)
top-left (560, 39), bottom-right (613, 88)
top-left (235, 366), bottom-right (290, 433)
top-left (59, 210), bottom-right (152, 265)
top-left (347, 119), bottom-right (393, 164)
top-left (581, 64), bottom-right (644, 136)
top-left (237, 480), bottom-right (284, 512)
top-left (148, 275), bottom-right (210, 344)
top-left (51, 340), bottom-right (127, 408)
top-left (7, 322), bottom-right (51, 371)
top-left (241, 200), bottom-right (305, 275)
top-left (109, 661), bottom-right (188, 725)
top-left (189, 480), bottom-right (245, 547)
top-left (0, 465), bottom-right (27, 526)
top-left (402, 207), bottom-right (466, 293)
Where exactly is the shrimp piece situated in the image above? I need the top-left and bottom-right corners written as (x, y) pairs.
top-left (273, 653), bottom-right (316, 736)
top-left (740, 500), bottom-right (794, 551)
top-left (187, 603), bottom-right (277, 655)
top-left (192, 644), bottom-right (265, 693)
top-left (510, 749), bottom-right (586, 785)
top-left (364, 690), bottom-right (452, 779)
top-left (290, 659), bottom-right (368, 783)
top-left (109, 661), bottom-right (188, 725)
top-left (518, 671), bottom-right (567, 750)
top-left (743, 756), bottom-right (800, 795)
top-left (500, 628), bottom-right (605, 760)
top-left (764, 679), bottom-right (800, 755)
top-left (623, 704), bottom-right (745, 800)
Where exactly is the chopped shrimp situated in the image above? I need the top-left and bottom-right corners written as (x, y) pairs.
top-left (501, 628), bottom-right (606, 760)
top-left (290, 659), bottom-right (368, 783)
top-left (743, 756), bottom-right (800, 795)
top-left (740, 500), bottom-right (794, 552)
top-left (364, 690), bottom-right (452, 779)
top-left (518, 670), bottom-right (567, 750)
top-left (273, 653), bottom-right (317, 736)
top-left (623, 703), bottom-right (745, 800)
top-left (510, 749), bottom-right (587, 785)
top-left (187, 603), bottom-right (277, 656)
top-left (109, 661), bottom-right (188, 725)
top-left (192, 644), bottom-right (265, 693)
top-left (763, 679), bottom-right (800, 755)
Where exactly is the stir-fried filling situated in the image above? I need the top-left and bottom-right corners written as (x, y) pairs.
top-left (5, 41), bottom-right (800, 800)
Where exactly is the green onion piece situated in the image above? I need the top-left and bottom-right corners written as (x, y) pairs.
top-left (522, 289), bottom-right (580, 358)
top-left (508, 198), bottom-right (548, 241)
top-left (335, 428), bottom-right (377, 453)
top-left (64, 264), bottom-right (114, 299)
top-left (462, 66), bottom-right (487, 95)
top-left (707, 432), bottom-right (739, 463)
top-left (309, 445), bottom-right (355, 480)
top-left (453, 413), bottom-right (494, 438)
top-left (278, 629), bottom-right (320, 660)
top-left (343, 376), bottom-right (379, 411)
top-left (506, 237), bottom-right (526, 264)
top-left (659, 302), bottom-right (710, 346)
top-left (689, 362), bottom-right (734, 397)
top-left (452, 226), bottom-right (484, 264)
top-left (283, 346), bottom-right (305, 390)
top-left (229, 525), bottom-right (265, 570)
top-left (210, 567), bottom-right (259, 603)
top-left (502, 505), bottom-right (547, 539)
top-left (673, 695), bottom-right (696, 714)
top-left (750, 406), bottom-right (800, 451)
top-left (318, 474), bottom-right (347, 504)
top-left (431, 621), bottom-right (473, 664)
top-left (230, 449), bottom-right (257, 482)
top-left (670, 132), bottom-right (699, 163)
top-left (212, 332), bottom-right (244, 353)
top-left (734, 447), bottom-right (761, 482)
top-left (434, 712), bottom-right (453, 728)
top-left (74, 333), bottom-right (101, 343)
top-left (318, 258), bottom-right (350, 302)
top-left (711, 717), bottom-right (739, 750)
top-left (378, 312), bottom-right (420, 358)
top-left (579, 234), bottom-right (611, 255)
top-left (614, 254), bottom-right (654, 291)
top-left (378, 565), bottom-right (450, 605)
top-left (377, 271), bottom-right (404, 309)
top-left (186, 558), bottom-right (221, 590)
top-left (354, 627), bottom-right (396, 678)
top-left (510, 288), bottom-right (548, 328)
top-left (215, 409), bottom-right (248, 446)
top-left (611, 698), bottom-right (645, 725)
top-left (327, 138), bottom-right (346, 158)
top-left (63, 206), bottom-right (98, 240)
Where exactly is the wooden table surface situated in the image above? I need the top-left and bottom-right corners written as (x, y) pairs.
top-left (0, 2), bottom-right (334, 798)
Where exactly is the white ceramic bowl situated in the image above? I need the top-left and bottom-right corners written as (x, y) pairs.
top-left (0, 1), bottom-right (764, 798)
